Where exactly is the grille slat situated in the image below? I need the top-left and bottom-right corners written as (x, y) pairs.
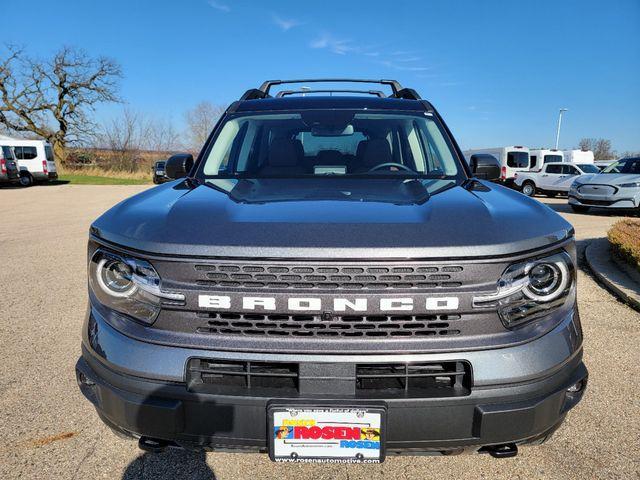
top-left (193, 262), bottom-right (465, 291)
top-left (195, 311), bottom-right (463, 338)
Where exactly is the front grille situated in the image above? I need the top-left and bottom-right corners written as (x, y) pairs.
top-left (577, 198), bottom-right (615, 206)
top-left (194, 262), bottom-right (465, 290)
top-left (356, 361), bottom-right (470, 396)
top-left (578, 185), bottom-right (616, 196)
top-left (195, 311), bottom-right (463, 338)
top-left (187, 358), bottom-right (299, 395)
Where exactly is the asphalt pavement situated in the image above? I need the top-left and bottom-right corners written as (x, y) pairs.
top-left (0, 185), bottom-right (638, 479)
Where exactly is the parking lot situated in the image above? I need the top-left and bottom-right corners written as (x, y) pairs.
top-left (0, 184), bottom-right (638, 480)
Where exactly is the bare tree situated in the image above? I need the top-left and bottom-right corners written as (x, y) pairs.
top-left (146, 117), bottom-right (181, 153)
top-left (184, 101), bottom-right (225, 151)
top-left (577, 138), bottom-right (616, 161)
top-left (0, 45), bottom-right (121, 161)
top-left (621, 151), bottom-right (640, 158)
top-left (99, 109), bottom-right (149, 171)
top-left (577, 138), bottom-right (594, 151)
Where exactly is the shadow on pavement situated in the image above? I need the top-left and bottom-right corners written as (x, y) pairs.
top-left (0, 180), bottom-right (70, 189)
top-left (122, 449), bottom-right (216, 479)
top-left (42, 179), bottom-right (70, 186)
top-left (539, 198), bottom-right (638, 217)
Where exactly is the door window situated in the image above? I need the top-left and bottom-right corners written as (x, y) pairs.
top-left (13, 146), bottom-right (37, 160)
top-left (2, 146), bottom-right (15, 160)
top-left (506, 151), bottom-right (529, 168)
top-left (546, 164), bottom-right (562, 174)
top-left (562, 165), bottom-right (579, 175)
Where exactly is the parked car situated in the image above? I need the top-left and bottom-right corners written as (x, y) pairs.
top-left (569, 157), bottom-right (640, 213)
top-left (594, 160), bottom-right (616, 171)
top-left (0, 144), bottom-right (20, 186)
top-left (4, 137), bottom-right (58, 186)
top-left (76, 78), bottom-right (586, 462)
top-left (515, 162), bottom-right (601, 197)
top-left (152, 160), bottom-right (168, 184)
top-left (463, 146), bottom-right (530, 187)
top-left (529, 149), bottom-right (563, 171)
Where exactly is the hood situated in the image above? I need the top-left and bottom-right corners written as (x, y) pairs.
top-left (91, 179), bottom-right (573, 259)
top-left (578, 173), bottom-right (640, 185)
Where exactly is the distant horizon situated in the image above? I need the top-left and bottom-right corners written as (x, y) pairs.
top-left (2, 0), bottom-right (639, 152)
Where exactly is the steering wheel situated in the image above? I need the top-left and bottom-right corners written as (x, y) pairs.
top-left (368, 162), bottom-right (415, 173)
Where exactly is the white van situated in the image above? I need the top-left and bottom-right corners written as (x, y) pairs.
top-left (562, 149), bottom-right (594, 164)
top-left (1, 137), bottom-right (58, 186)
top-left (529, 149), bottom-right (563, 171)
top-left (463, 146), bottom-right (530, 186)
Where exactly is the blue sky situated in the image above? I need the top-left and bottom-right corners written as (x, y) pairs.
top-left (2, 0), bottom-right (639, 152)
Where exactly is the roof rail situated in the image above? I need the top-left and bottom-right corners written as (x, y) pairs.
top-left (276, 89), bottom-right (386, 98)
top-left (240, 79), bottom-right (422, 101)
top-left (259, 78), bottom-right (404, 96)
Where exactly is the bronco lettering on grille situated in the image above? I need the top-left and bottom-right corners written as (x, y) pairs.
top-left (198, 295), bottom-right (459, 311)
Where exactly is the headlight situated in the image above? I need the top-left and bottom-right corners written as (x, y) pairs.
top-left (618, 182), bottom-right (640, 188)
top-left (473, 251), bottom-right (574, 329)
top-left (89, 249), bottom-right (184, 324)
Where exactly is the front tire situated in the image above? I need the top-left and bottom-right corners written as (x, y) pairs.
top-left (521, 181), bottom-right (536, 197)
top-left (571, 205), bottom-right (591, 214)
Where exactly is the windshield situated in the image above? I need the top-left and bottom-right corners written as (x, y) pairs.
top-left (198, 111), bottom-right (464, 180)
top-left (601, 158), bottom-right (640, 174)
top-left (576, 164), bottom-right (599, 174)
top-left (506, 151), bottom-right (529, 168)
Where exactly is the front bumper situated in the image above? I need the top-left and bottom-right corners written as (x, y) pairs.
top-left (569, 192), bottom-right (639, 209)
top-left (76, 308), bottom-right (587, 454)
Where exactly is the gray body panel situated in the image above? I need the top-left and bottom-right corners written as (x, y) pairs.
top-left (91, 179), bottom-right (572, 259)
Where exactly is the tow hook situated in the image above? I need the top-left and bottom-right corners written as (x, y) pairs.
top-left (480, 443), bottom-right (518, 458)
top-left (138, 436), bottom-right (169, 453)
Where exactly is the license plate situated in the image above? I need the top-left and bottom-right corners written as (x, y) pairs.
top-left (269, 406), bottom-right (385, 463)
top-left (156, 170), bottom-right (164, 175)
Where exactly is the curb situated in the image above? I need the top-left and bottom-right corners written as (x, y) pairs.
top-left (585, 238), bottom-right (640, 311)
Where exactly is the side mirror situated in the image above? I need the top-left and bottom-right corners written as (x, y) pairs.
top-left (165, 153), bottom-right (194, 179)
top-left (470, 154), bottom-right (501, 181)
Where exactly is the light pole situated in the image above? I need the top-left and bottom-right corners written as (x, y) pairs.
top-left (555, 108), bottom-right (568, 150)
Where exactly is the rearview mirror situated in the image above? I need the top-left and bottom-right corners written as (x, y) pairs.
top-left (165, 153), bottom-right (194, 179)
top-left (470, 154), bottom-right (501, 181)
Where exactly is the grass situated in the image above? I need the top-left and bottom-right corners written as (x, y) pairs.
top-left (608, 219), bottom-right (640, 273)
top-left (56, 165), bottom-right (152, 185)
top-left (57, 173), bottom-right (151, 185)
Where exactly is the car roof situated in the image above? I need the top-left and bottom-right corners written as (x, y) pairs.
top-left (233, 96), bottom-right (429, 112)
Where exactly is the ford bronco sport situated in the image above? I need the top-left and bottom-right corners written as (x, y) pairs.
top-left (76, 79), bottom-right (587, 462)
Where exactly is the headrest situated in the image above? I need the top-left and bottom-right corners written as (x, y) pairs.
top-left (268, 138), bottom-right (300, 167)
top-left (361, 138), bottom-right (392, 167)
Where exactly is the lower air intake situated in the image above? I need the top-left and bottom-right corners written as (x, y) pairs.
top-left (355, 361), bottom-right (471, 396)
top-left (187, 359), bottom-right (299, 395)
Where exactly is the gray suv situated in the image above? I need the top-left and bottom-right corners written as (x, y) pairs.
top-left (76, 79), bottom-right (587, 462)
